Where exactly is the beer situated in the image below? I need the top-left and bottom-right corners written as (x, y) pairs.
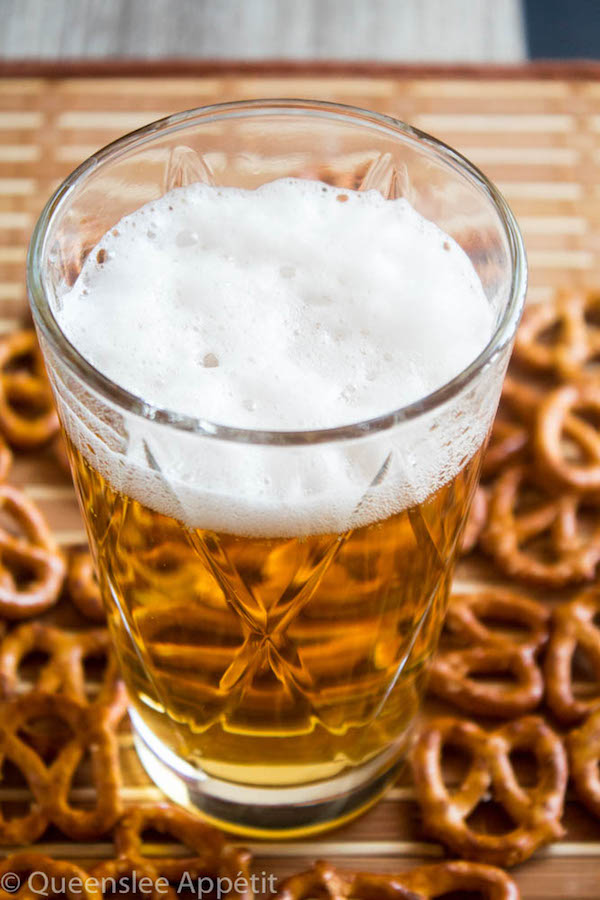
top-left (68, 438), bottom-right (483, 786)
top-left (44, 170), bottom-right (506, 835)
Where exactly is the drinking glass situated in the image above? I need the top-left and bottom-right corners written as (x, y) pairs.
top-left (27, 100), bottom-right (526, 837)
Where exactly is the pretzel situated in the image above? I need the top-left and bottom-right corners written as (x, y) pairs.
top-left (411, 716), bottom-right (566, 867)
top-left (513, 289), bottom-right (600, 380)
top-left (428, 645), bottom-right (543, 717)
top-left (0, 330), bottom-right (59, 449)
top-left (275, 859), bottom-right (520, 900)
top-left (500, 374), bottom-right (544, 425)
top-left (444, 590), bottom-right (550, 653)
top-left (567, 708), bottom-right (600, 820)
top-left (399, 860), bottom-right (520, 900)
top-left (0, 622), bottom-right (127, 727)
top-left (52, 431), bottom-right (71, 474)
top-left (0, 723), bottom-right (49, 844)
top-left (92, 803), bottom-right (252, 900)
top-left (429, 590), bottom-right (549, 715)
top-left (460, 487), bottom-right (488, 554)
top-left (481, 464), bottom-right (600, 585)
top-left (0, 853), bottom-right (101, 900)
top-left (87, 859), bottom-right (161, 900)
top-left (67, 549), bottom-right (105, 622)
top-left (544, 588), bottom-right (600, 724)
top-left (534, 381), bottom-right (600, 492)
top-left (0, 436), bottom-right (12, 484)
top-left (481, 414), bottom-right (530, 480)
top-left (0, 484), bottom-right (65, 617)
top-left (0, 691), bottom-right (121, 840)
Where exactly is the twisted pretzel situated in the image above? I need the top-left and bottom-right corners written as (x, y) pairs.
top-left (0, 622), bottom-right (127, 727)
top-left (0, 724), bottom-right (49, 844)
top-left (67, 549), bottom-right (105, 622)
top-left (87, 859), bottom-right (161, 900)
top-left (0, 692), bottom-right (121, 840)
top-left (481, 414), bottom-right (530, 480)
top-left (0, 853), bottom-right (101, 900)
top-left (275, 859), bottom-right (519, 900)
top-left (444, 590), bottom-right (550, 653)
top-left (500, 374), bottom-right (543, 425)
top-left (544, 588), bottom-right (600, 724)
top-left (92, 803), bottom-right (252, 900)
top-left (0, 331), bottom-right (59, 449)
top-left (429, 590), bottom-right (549, 716)
top-left (567, 708), bottom-right (600, 820)
top-left (428, 645), bottom-right (543, 718)
top-left (513, 289), bottom-right (600, 381)
top-left (534, 381), bottom-right (600, 492)
top-left (481, 464), bottom-right (600, 586)
top-left (52, 431), bottom-right (71, 474)
top-left (0, 484), bottom-right (65, 618)
top-left (0, 437), bottom-right (12, 484)
top-left (411, 716), bottom-right (567, 867)
top-left (460, 487), bottom-right (488, 554)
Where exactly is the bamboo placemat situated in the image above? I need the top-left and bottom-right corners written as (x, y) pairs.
top-left (2, 67), bottom-right (600, 899)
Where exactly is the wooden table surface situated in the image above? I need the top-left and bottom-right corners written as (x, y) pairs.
top-left (1, 65), bottom-right (600, 899)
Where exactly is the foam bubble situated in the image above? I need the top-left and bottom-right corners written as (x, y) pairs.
top-left (56, 178), bottom-right (498, 536)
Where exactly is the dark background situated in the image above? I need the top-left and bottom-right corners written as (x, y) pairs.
top-left (526, 0), bottom-right (600, 58)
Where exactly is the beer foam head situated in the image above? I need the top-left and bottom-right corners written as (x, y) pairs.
top-left (59, 179), bottom-right (493, 430)
top-left (56, 178), bottom-right (498, 535)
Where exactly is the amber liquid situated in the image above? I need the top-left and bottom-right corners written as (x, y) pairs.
top-left (68, 441), bottom-right (482, 787)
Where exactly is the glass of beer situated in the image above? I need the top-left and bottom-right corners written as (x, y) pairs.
top-left (27, 100), bottom-right (526, 837)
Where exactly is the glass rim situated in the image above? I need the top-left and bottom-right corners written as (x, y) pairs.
top-left (27, 98), bottom-right (527, 447)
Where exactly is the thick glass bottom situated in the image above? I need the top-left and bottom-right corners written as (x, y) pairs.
top-left (130, 708), bottom-right (406, 839)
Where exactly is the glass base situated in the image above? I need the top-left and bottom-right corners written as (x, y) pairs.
top-left (130, 708), bottom-right (406, 839)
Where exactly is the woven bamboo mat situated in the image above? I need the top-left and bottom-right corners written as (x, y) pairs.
top-left (2, 68), bottom-right (600, 899)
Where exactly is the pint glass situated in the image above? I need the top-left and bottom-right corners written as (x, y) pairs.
top-left (27, 100), bottom-right (526, 837)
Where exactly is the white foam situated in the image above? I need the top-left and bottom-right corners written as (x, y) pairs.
top-left (55, 178), bottom-right (500, 536)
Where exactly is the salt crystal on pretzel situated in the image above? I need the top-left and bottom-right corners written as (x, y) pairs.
top-left (275, 859), bottom-right (520, 900)
top-left (544, 588), bottom-right (600, 724)
top-left (411, 715), bottom-right (567, 867)
top-left (0, 330), bottom-right (59, 449)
